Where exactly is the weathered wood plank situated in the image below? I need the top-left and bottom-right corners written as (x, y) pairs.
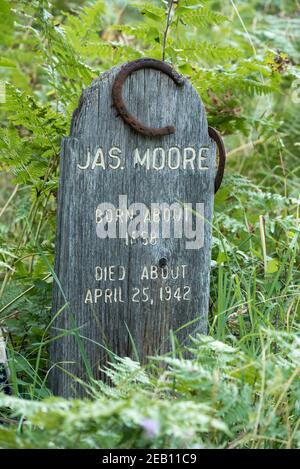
top-left (50, 63), bottom-right (216, 397)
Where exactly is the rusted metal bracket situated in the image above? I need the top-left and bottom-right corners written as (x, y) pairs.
top-left (112, 58), bottom-right (185, 137)
top-left (208, 126), bottom-right (226, 193)
top-left (112, 58), bottom-right (226, 192)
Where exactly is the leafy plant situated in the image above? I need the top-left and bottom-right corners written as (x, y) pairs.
top-left (0, 0), bottom-right (299, 449)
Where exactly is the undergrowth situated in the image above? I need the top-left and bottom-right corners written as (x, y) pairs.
top-left (0, 0), bottom-right (299, 449)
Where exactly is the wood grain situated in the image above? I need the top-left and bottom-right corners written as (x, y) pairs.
top-left (50, 63), bottom-right (216, 397)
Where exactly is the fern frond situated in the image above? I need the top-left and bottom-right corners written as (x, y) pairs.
top-left (173, 40), bottom-right (240, 62)
top-left (131, 2), bottom-right (166, 21)
top-left (176, 6), bottom-right (228, 27)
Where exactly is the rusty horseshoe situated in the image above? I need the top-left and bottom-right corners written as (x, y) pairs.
top-left (208, 126), bottom-right (226, 193)
top-left (112, 58), bottom-right (185, 137)
top-left (112, 58), bottom-right (226, 192)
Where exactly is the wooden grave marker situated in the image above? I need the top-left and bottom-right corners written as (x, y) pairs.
top-left (50, 59), bottom-right (225, 397)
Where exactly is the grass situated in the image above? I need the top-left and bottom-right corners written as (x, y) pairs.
top-left (0, 106), bottom-right (299, 447)
top-left (0, 167), bottom-right (299, 448)
top-left (0, 0), bottom-right (300, 450)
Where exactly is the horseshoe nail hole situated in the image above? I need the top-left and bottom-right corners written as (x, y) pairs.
top-left (158, 258), bottom-right (167, 269)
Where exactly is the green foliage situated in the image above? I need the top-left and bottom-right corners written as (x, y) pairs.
top-left (1, 329), bottom-right (300, 448)
top-left (0, 0), bottom-right (299, 449)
